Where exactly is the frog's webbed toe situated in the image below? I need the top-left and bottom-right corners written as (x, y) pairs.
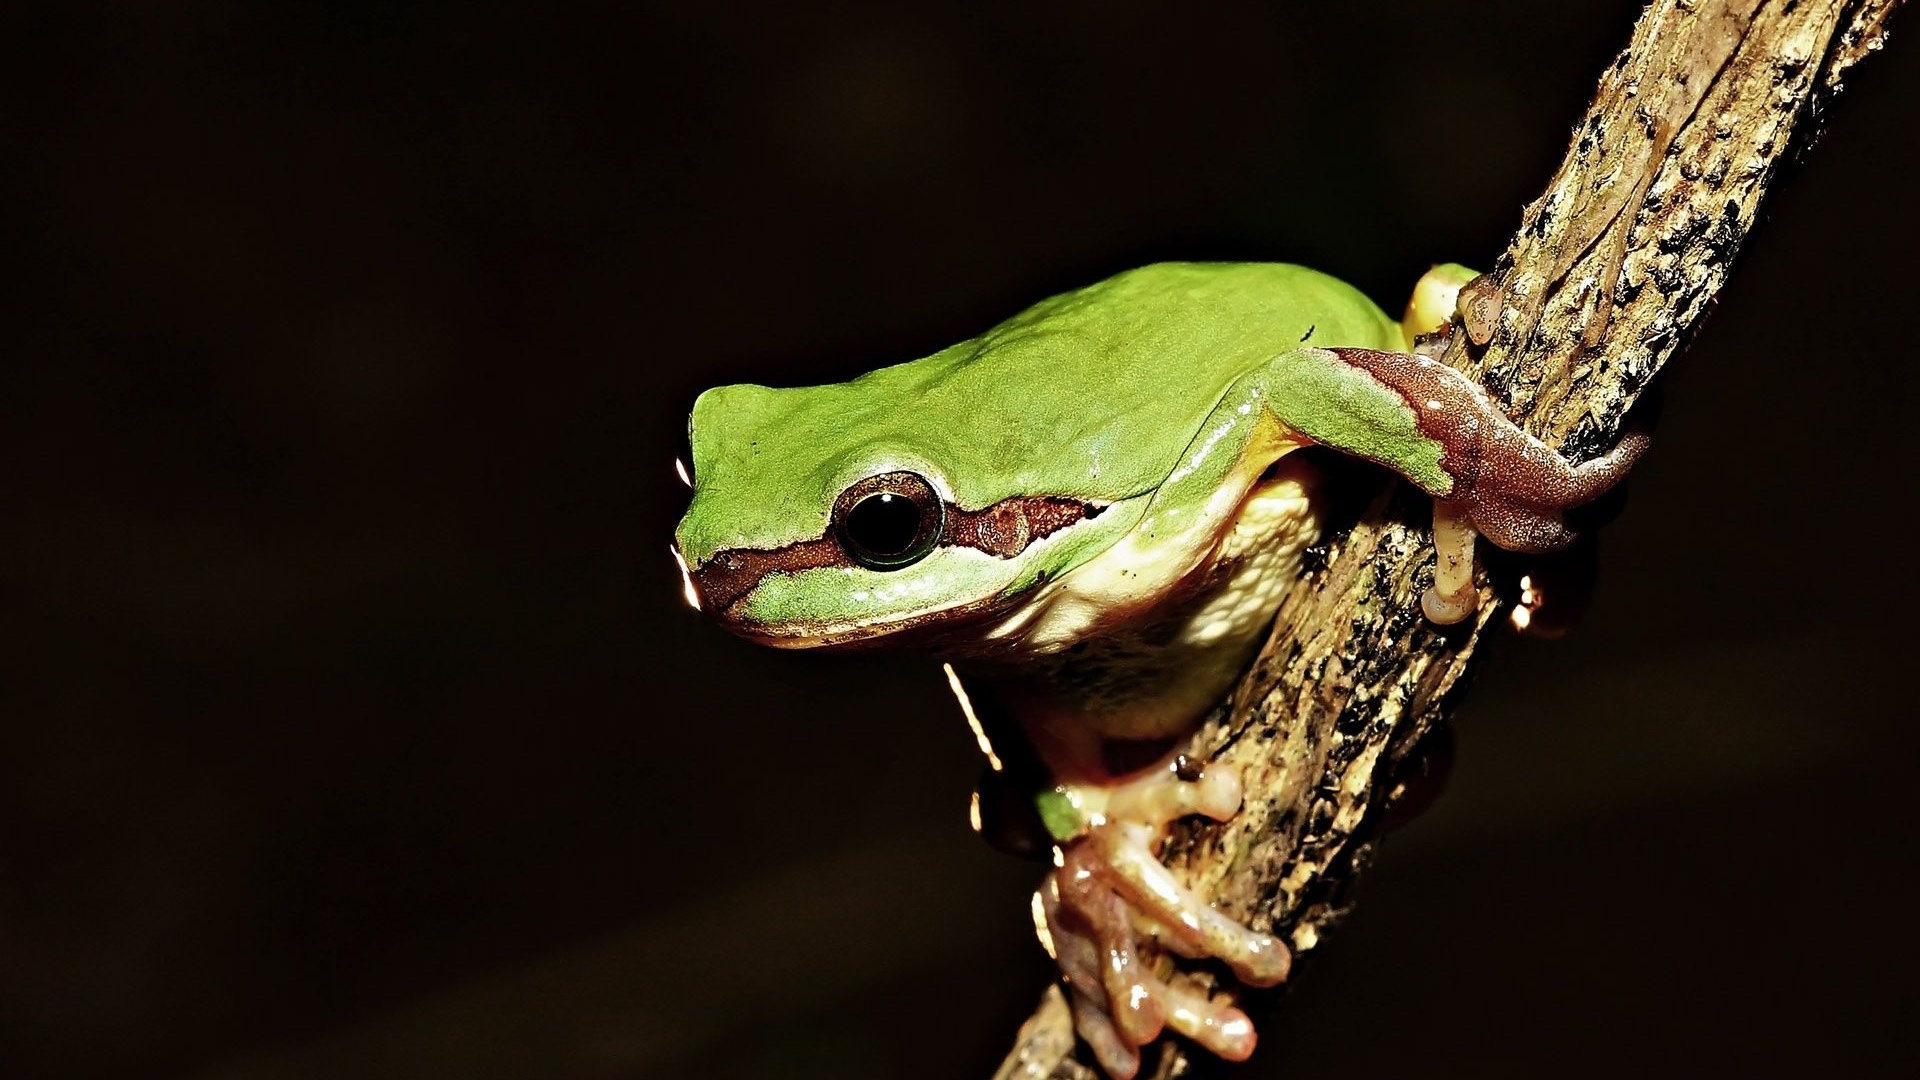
top-left (1035, 756), bottom-right (1287, 1077)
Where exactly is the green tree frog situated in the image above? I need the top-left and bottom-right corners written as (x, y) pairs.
top-left (671, 262), bottom-right (1644, 1077)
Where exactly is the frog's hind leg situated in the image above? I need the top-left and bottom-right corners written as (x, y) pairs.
top-left (1033, 750), bottom-right (1284, 1077)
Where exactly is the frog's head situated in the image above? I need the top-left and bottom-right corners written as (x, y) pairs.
top-left (671, 376), bottom-right (1132, 650)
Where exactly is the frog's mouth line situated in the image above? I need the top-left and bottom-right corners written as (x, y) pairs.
top-left (724, 589), bottom-right (1025, 652)
top-left (687, 494), bottom-right (1106, 623)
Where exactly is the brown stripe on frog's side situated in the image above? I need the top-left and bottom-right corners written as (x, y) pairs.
top-left (690, 534), bottom-right (847, 617)
top-left (945, 495), bottom-right (1104, 558)
top-left (689, 494), bottom-right (1105, 616)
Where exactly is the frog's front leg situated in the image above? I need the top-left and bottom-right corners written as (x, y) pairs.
top-left (1031, 746), bottom-right (1285, 1079)
top-left (1253, 346), bottom-right (1648, 624)
top-left (1313, 347), bottom-right (1648, 621)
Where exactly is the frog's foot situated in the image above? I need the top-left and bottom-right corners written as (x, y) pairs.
top-left (1300, 347), bottom-right (1650, 626)
top-left (1421, 424), bottom-right (1650, 624)
top-left (1033, 756), bottom-right (1288, 1079)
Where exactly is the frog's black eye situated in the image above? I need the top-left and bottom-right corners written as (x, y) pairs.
top-left (833, 471), bottom-right (943, 570)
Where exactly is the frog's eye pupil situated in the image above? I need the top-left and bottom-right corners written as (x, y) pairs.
top-left (848, 493), bottom-right (919, 555)
top-left (833, 471), bottom-right (942, 570)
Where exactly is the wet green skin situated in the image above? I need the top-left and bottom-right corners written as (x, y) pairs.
top-left (675, 262), bottom-right (1439, 638)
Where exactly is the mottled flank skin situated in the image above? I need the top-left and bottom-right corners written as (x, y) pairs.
top-left (672, 262), bottom-right (1646, 1079)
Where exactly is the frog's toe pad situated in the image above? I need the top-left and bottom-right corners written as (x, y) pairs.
top-left (1039, 869), bottom-right (1260, 1077)
top-left (1421, 583), bottom-right (1475, 625)
top-left (1034, 774), bottom-right (1285, 1077)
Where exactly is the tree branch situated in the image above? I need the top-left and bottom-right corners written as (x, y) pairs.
top-left (994, 2), bottom-right (1904, 1077)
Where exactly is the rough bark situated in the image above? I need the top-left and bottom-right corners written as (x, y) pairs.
top-left (993, 2), bottom-right (1904, 1077)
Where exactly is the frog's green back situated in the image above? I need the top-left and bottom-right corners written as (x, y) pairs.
top-left (679, 262), bottom-right (1401, 564)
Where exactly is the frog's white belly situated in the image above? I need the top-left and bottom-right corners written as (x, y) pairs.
top-left (978, 461), bottom-right (1323, 741)
top-left (1174, 473), bottom-right (1319, 648)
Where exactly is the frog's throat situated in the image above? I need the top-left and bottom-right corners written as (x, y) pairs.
top-left (687, 494), bottom-right (1108, 619)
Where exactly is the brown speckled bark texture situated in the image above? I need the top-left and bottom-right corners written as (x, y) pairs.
top-left (993, 2), bottom-right (1904, 1077)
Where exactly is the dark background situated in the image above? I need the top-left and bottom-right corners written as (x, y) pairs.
top-left (7, 2), bottom-right (1918, 1078)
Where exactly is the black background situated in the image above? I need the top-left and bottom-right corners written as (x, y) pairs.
top-left (7, 2), bottom-right (1918, 1078)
